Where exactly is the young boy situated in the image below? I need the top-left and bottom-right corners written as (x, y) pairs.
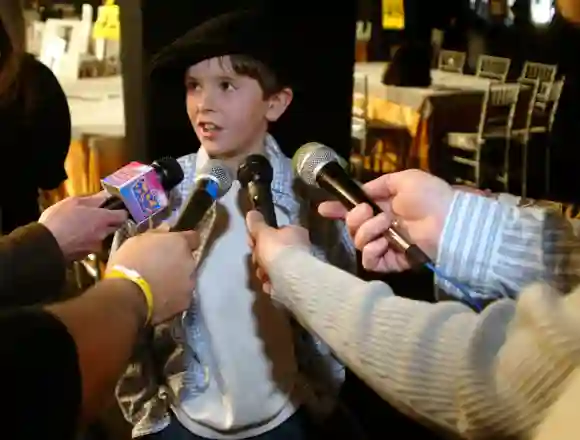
top-left (112, 9), bottom-right (356, 440)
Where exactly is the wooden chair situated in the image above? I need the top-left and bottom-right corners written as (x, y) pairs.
top-left (437, 50), bottom-right (466, 73)
top-left (475, 55), bottom-right (511, 82)
top-left (446, 84), bottom-right (521, 189)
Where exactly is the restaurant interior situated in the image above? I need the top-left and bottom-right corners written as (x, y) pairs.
top-left (14, 0), bottom-right (580, 438)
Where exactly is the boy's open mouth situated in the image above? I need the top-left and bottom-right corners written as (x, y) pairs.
top-left (199, 122), bottom-right (222, 133)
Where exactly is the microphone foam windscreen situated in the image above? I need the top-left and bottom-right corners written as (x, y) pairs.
top-left (196, 159), bottom-right (233, 197)
top-left (292, 142), bottom-right (340, 186)
top-left (152, 157), bottom-right (184, 191)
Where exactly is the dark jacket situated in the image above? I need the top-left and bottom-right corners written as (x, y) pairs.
top-left (0, 223), bottom-right (66, 308)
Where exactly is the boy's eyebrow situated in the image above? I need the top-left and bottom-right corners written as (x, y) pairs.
top-left (184, 73), bottom-right (238, 82)
top-left (216, 74), bottom-right (238, 81)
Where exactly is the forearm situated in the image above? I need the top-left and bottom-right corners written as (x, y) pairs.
top-left (267, 247), bottom-right (580, 438)
top-left (268, 247), bottom-right (479, 434)
top-left (436, 192), bottom-right (580, 300)
top-left (46, 278), bottom-right (147, 422)
top-left (0, 223), bottom-right (66, 307)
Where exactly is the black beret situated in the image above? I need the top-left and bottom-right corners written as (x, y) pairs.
top-left (150, 9), bottom-right (293, 86)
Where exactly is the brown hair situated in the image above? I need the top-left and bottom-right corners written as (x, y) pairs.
top-left (0, 0), bottom-right (26, 102)
top-left (219, 54), bottom-right (284, 98)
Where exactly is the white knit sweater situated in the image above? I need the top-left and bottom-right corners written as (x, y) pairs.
top-left (265, 192), bottom-right (580, 439)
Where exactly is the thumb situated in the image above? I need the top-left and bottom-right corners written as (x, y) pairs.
top-left (246, 210), bottom-right (268, 240)
top-left (155, 222), bottom-right (171, 232)
top-left (179, 230), bottom-right (199, 251)
top-left (101, 207), bottom-right (129, 224)
top-left (77, 191), bottom-right (111, 207)
top-left (318, 201), bottom-right (348, 220)
top-left (362, 173), bottom-right (400, 200)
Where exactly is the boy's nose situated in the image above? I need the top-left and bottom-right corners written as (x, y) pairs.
top-left (198, 91), bottom-right (217, 112)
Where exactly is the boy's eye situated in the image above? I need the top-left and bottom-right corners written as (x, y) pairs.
top-left (185, 80), bottom-right (200, 91)
top-left (220, 81), bottom-right (235, 91)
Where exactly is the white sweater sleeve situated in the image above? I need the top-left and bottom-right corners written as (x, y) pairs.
top-left (268, 246), bottom-right (580, 439)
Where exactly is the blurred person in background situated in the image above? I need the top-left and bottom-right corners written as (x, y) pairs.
top-left (381, 40), bottom-right (432, 87)
top-left (0, 0), bottom-right (71, 234)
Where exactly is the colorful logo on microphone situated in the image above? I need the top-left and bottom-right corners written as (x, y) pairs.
top-left (132, 177), bottom-right (162, 215)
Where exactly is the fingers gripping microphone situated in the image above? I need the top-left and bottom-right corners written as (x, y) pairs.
top-left (293, 143), bottom-right (431, 266)
top-left (237, 154), bottom-right (278, 228)
top-left (171, 159), bottom-right (233, 232)
top-left (100, 157), bottom-right (184, 225)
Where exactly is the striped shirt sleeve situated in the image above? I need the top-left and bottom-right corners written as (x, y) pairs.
top-left (436, 192), bottom-right (580, 300)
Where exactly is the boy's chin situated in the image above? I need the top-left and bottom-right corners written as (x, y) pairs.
top-left (202, 142), bottom-right (265, 161)
top-left (202, 143), bottom-right (237, 158)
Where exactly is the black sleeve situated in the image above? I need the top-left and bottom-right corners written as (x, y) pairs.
top-left (0, 223), bottom-right (67, 308)
top-left (24, 56), bottom-right (71, 190)
top-left (0, 308), bottom-right (82, 440)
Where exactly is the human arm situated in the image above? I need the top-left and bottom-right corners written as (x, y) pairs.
top-left (0, 223), bottom-right (66, 307)
top-left (0, 279), bottom-right (149, 440)
top-left (319, 170), bottom-right (580, 300)
top-left (45, 278), bottom-right (148, 423)
top-left (1, 229), bottom-right (198, 436)
top-left (437, 191), bottom-right (580, 299)
top-left (0, 194), bottom-right (127, 308)
top-left (261, 242), bottom-right (580, 438)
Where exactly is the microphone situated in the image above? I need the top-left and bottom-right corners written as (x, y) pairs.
top-left (237, 154), bottom-right (278, 228)
top-left (171, 159), bottom-right (233, 232)
top-left (100, 157), bottom-right (184, 225)
top-left (293, 142), bottom-right (431, 266)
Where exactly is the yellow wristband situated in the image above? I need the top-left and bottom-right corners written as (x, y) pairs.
top-left (105, 265), bottom-right (154, 324)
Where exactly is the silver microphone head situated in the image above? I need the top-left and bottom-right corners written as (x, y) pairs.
top-left (292, 142), bottom-right (342, 187)
top-left (195, 159), bottom-right (233, 197)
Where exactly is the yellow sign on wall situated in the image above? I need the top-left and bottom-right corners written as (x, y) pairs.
top-left (382, 0), bottom-right (405, 30)
top-left (92, 0), bottom-right (120, 40)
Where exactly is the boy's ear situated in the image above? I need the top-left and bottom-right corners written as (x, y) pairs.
top-left (265, 88), bottom-right (293, 122)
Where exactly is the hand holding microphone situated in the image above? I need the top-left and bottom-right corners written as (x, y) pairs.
top-left (39, 193), bottom-right (128, 262)
top-left (246, 212), bottom-right (310, 295)
top-left (293, 143), bottom-right (453, 272)
top-left (107, 229), bottom-right (200, 325)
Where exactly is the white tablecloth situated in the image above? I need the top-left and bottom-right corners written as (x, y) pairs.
top-left (354, 62), bottom-right (526, 117)
top-left (430, 70), bottom-right (499, 90)
top-left (354, 63), bottom-right (486, 115)
top-left (60, 76), bottom-right (125, 139)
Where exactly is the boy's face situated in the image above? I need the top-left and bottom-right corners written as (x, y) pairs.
top-left (185, 56), bottom-right (292, 161)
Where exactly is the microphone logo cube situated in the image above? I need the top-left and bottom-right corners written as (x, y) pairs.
top-left (101, 162), bottom-right (169, 224)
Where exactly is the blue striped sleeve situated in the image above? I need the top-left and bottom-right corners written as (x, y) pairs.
top-left (436, 192), bottom-right (580, 300)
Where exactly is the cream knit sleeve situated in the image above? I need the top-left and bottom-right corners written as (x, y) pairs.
top-left (268, 246), bottom-right (580, 439)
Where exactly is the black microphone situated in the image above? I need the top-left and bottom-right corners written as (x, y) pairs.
top-left (293, 142), bottom-right (431, 266)
top-left (171, 159), bottom-right (233, 232)
top-left (100, 157), bottom-right (184, 211)
top-left (237, 154), bottom-right (278, 228)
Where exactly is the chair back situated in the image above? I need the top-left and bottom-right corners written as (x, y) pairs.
top-left (477, 83), bottom-right (521, 139)
top-left (438, 50), bottom-right (466, 73)
top-left (475, 55), bottom-right (511, 82)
